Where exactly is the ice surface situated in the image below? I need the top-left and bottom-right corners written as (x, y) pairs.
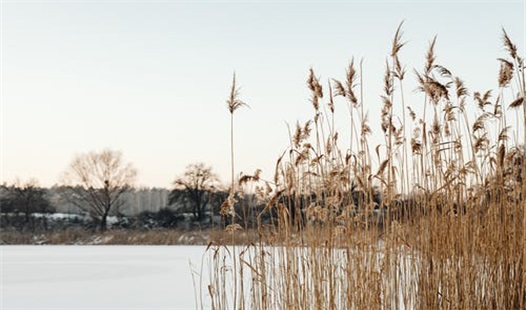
top-left (1, 244), bottom-right (417, 309)
top-left (1, 246), bottom-right (210, 309)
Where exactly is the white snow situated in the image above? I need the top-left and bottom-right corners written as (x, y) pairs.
top-left (31, 213), bottom-right (89, 220)
top-left (1, 244), bottom-right (418, 309)
top-left (1, 246), bottom-right (211, 309)
top-left (31, 213), bottom-right (122, 225)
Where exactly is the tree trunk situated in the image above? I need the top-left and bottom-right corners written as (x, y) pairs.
top-left (24, 198), bottom-right (30, 224)
top-left (193, 206), bottom-right (199, 221)
top-left (100, 209), bottom-right (109, 231)
top-left (194, 192), bottom-right (204, 222)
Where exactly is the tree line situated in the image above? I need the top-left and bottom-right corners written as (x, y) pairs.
top-left (1, 149), bottom-right (265, 231)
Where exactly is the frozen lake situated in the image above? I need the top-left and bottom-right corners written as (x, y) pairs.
top-left (1, 246), bottom-right (210, 309)
top-left (2, 244), bottom-right (419, 309)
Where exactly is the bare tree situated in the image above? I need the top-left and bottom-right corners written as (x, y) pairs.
top-left (169, 163), bottom-right (218, 222)
top-left (61, 149), bottom-right (137, 231)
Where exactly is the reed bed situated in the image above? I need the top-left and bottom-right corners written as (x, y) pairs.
top-left (207, 24), bottom-right (525, 309)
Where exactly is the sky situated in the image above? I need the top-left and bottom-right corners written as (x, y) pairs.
top-left (1, 0), bottom-right (525, 188)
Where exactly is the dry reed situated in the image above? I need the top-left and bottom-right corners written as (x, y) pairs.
top-left (207, 24), bottom-right (525, 309)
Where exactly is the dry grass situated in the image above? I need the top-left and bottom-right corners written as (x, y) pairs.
top-left (207, 25), bottom-right (525, 309)
top-left (0, 228), bottom-right (260, 245)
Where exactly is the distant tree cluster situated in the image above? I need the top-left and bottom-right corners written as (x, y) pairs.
top-left (0, 180), bottom-right (54, 230)
top-left (2, 148), bottom-right (269, 233)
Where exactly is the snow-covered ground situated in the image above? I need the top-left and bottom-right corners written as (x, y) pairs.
top-left (1, 244), bottom-right (418, 309)
top-left (32, 212), bottom-right (121, 225)
top-left (1, 246), bottom-right (211, 309)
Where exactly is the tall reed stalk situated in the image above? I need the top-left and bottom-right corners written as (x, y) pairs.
top-left (207, 25), bottom-right (525, 310)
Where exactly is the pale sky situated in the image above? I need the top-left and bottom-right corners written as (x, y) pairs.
top-left (1, 0), bottom-right (525, 188)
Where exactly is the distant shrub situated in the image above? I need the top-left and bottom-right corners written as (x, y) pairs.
top-left (134, 208), bottom-right (185, 229)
